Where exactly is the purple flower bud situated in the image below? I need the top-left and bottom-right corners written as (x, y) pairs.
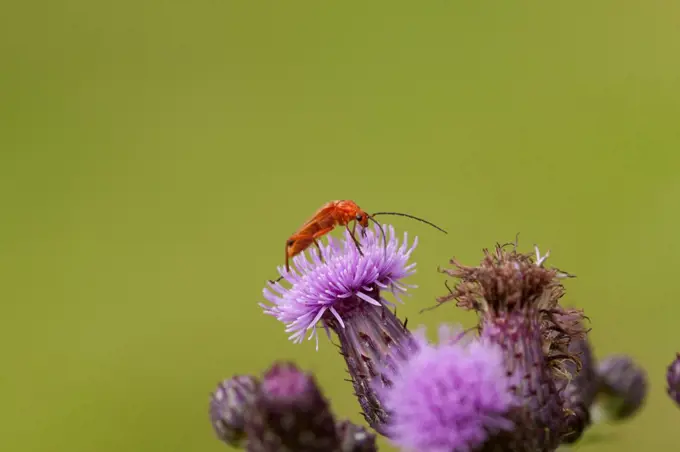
top-left (375, 324), bottom-right (520, 452)
top-left (595, 354), bottom-right (648, 421)
top-left (437, 243), bottom-right (587, 450)
top-left (261, 224), bottom-right (418, 433)
top-left (209, 375), bottom-right (259, 447)
top-left (336, 420), bottom-right (377, 452)
top-left (244, 362), bottom-right (339, 452)
top-left (667, 353), bottom-right (680, 407)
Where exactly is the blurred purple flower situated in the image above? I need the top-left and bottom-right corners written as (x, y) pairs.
top-left (667, 353), bottom-right (680, 408)
top-left (261, 223), bottom-right (417, 349)
top-left (375, 324), bottom-right (519, 452)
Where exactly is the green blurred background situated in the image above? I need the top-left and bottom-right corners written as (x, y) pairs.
top-left (2, 2), bottom-right (679, 451)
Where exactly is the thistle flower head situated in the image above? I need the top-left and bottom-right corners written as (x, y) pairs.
top-left (438, 243), bottom-right (587, 382)
top-left (375, 324), bottom-right (519, 452)
top-left (244, 362), bottom-right (339, 452)
top-left (667, 353), bottom-right (680, 408)
top-left (438, 243), bottom-right (573, 316)
top-left (595, 354), bottom-right (648, 422)
top-left (209, 375), bottom-right (259, 447)
top-left (262, 224), bottom-right (417, 348)
top-left (436, 242), bottom-right (588, 449)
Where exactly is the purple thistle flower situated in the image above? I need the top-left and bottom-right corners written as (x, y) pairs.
top-left (209, 375), bottom-right (259, 447)
top-left (261, 223), bottom-right (417, 349)
top-left (594, 354), bottom-right (648, 422)
top-left (261, 224), bottom-right (419, 433)
top-left (375, 324), bottom-right (520, 452)
top-left (244, 362), bottom-right (339, 452)
top-left (667, 353), bottom-right (680, 408)
top-left (436, 242), bottom-right (588, 450)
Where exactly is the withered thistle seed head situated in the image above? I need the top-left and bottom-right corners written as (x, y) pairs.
top-left (209, 375), bottom-right (259, 447)
top-left (595, 354), bottom-right (648, 422)
top-left (244, 362), bottom-right (339, 452)
top-left (437, 243), bottom-right (569, 312)
top-left (436, 242), bottom-right (586, 449)
top-left (667, 353), bottom-right (680, 408)
top-left (437, 243), bottom-right (586, 380)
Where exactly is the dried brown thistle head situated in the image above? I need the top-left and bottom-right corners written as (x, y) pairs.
top-left (436, 240), bottom-right (588, 378)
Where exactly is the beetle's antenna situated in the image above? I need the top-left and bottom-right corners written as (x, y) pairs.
top-left (371, 211), bottom-right (447, 234)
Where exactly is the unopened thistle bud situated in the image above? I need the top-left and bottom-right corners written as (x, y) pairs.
top-left (244, 362), bottom-right (339, 452)
top-left (667, 353), bottom-right (680, 408)
top-left (595, 354), bottom-right (648, 422)
top-left (336, 420), bottom-right (378, 452)
top-left (209, 375), bottom-right (259, 447)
